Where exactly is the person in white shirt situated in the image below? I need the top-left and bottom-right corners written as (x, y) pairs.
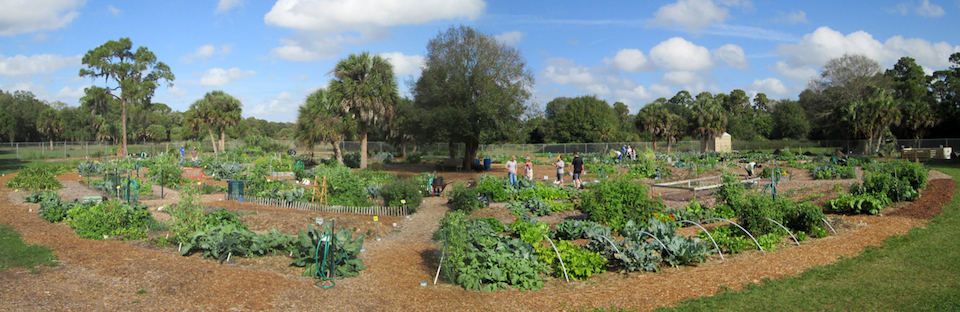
top-left (555, 156), bottom-right (565, 187)
top-left (506, 156), bottom-right (518, 186)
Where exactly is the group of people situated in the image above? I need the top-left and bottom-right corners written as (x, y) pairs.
top-left (615, 145), bottom-right (637, 163)
top-left (504, 152), bottom-right (586, 189)
top-left (179, 146), bottom-right (199, 160)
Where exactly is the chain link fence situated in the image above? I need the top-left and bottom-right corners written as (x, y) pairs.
top-left (3, 138), bottom-right (958, 160)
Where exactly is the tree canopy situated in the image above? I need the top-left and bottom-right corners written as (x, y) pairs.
top-left (329, 52), bottom-right (398, 169)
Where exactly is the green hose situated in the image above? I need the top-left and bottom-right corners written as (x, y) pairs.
top-left (312, 233), bottom-right (347, 288)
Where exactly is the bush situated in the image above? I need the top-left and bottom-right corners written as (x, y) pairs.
top-left (506, 196), bottom-right (552, 218)
top-left (67, 200), bottom-right (154, 240)
top-left (824, 193), bottom-right (891, 215)
top-left (147, 161), bottom-right (185, 188)
top-left (308, 164), bottom-right (372, 206)
top-left (448, 184), bottom-right (483, 214)
top-left (5, 163), bottom-right (68, 191)
top-left (242, 135), bottom-right (289, 153)
top-left (343, 152), bottom-right (361, 169)
top-left (405, 152), bottom-right (422, 164)
top-left (555, 220), bottom-right (611, 240)
top-left (380, 178), bottom-right (423, 212)
top-left (578, 177), bottom-right (664, 232)
top-left (77, 161), bottom-right (105, 176)
top-left (475, 175), bottom-right (508, 202)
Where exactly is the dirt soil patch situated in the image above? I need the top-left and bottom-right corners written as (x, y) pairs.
top-left (0, 166), bottom-right (954, 311)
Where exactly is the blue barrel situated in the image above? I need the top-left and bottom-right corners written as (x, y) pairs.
top-left (484, 158), bottom-right (491, 170)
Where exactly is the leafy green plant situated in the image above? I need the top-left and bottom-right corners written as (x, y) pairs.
top-left (474, 174), bottom-right (509, 202)
top-left (292, 223), bottom-right (366, 278)
top-left (555, 220), bottom-right (611, 240)
top-left (472, 217), bottom-right (506, 233)
top-left (536, 240), bottom-right (607, 280)
top-left (698, 225), bottom-right (751, 254)
top-left (5, 163), bottom-right (67, 191)
top-left (506, 196), bottom-right (552, 218)
top-left (204, 161), bottom-right (243, 180)
top-left (448, 183), bottom-right (483, 214)
top-left (813, 164), bottom-right (856, 179)
top-left (66, 200), bottom-right (154, 240)
top-left (77, 161), bottom-right (106, 176)
top-left (180, 223), bottom-right (256, 263)
top-left (379, 178), bottom-right (423, 212)
top-left (824, 192), bottom-right (891, 215)
top-left (437, 212), bottom-right (546, 291)
top-left (578, 177), bottom-right (665, 232)
top-left (755, 233), bottom-right (782, 251)
top-left (249, 228), bottom-right (297, 257)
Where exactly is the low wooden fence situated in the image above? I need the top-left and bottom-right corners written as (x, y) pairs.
top-left (224, 194), bottom-right (407, 216)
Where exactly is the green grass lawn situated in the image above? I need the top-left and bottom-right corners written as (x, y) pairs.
top-left (656, 161), bottom-right (960, 312)
top-left (0, 224), bottom-right (59, 273)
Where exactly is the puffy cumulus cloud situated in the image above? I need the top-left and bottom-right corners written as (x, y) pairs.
top-left (747, 78), bottom-right (788, 95)
top-left (216, 0), bottom-right (243, 13)
top-left (199, 68), bottom-right (256, 86)
top-left (379, 52), bottom-right (424, 77)
top-left (494, 31), bottom-right (524, 46)
top-left (246, 91), bottom-right (301, 122)
top-left (55, 85), bottom-right (87, 98)
top-left (270, 36), bottom-right (348, 61)
top-left (647, 0), bottom-right (730, 33)
top-left (181, 44), bottom-right (232, 63)
top-left (776, 26), bottom-right (960, 70)
top-left (771, 61), bottom-right (818, 82)
top-left (542, 57), bottom-right (599, 87)
top-left (713, 44), bottom-right (748, 70)
top-left (661, 71), bottom-right (707, 85)
top-left (0, 54), bottom-right (81, 77)
top-left (0, 0), bottom-right (84, 36)
top-left (265, 0), bottom-right (483, 33)
top-left (604, 49), bottom-right (652, 72)
top-left (650, 37), bottom-right (713, 72)
top-left (891, 0), bottom-right (945, 17)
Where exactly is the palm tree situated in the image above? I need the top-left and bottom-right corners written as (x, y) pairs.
top-left (329, 52), bottom-right (399, 169)
top-left (297, 88), bottom-right (349, 164)
top-left (186, 100), bottom-right (218, 154)
top-left (36, 108), bottom-right (62, 149)
top-left (690, 97), bottom-right (727, 152)
top-left (205, 91), bottom-right (243, 152)
top-left (637, 103), bottom-right (679, 153)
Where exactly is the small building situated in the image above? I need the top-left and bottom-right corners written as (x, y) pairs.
top-left (706, 132), bottom-right (732, 153)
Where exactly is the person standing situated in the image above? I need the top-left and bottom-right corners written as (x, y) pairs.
top-left (555, 155), bottom-right (565, 187)
top-left (191, 146), bottom-right (199, 160)
top-left (572, 152), bottom-right (585, 189)
top-left (523, 157), bottom-right (534, 180)
top-left (179, 146), bottom-right (185, 159)
top-left (506, 155), bottom-right (518, 186)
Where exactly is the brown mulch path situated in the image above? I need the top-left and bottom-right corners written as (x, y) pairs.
top-left (0, 167), bottom-right (955, 311)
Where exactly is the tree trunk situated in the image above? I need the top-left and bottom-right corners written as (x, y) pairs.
top-left (331, 140), bottom-right (344, 165)
top-left (448, 141), bottom-right (456, 158)
top-left (120, 99), bottom-right (127, 158)
top-left (400, 137), bottom-right (407, 158)
top-left (220, 130), bottom-right (226, 153)
top-left (463, 141), bottom-right (480, 169)
top-left (652, 137), bottom-right (658, 154)
top-left (207, 128), bottom-right (219, 154)
top-left (360, 123), bottom-right (368, 169)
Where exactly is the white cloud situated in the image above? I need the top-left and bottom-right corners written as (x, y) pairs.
top-left (32, 33), bottom-right (50, 42)
top-left (181, 44), bottom-right (232, 63)
top-left (378, 52), bottom-right (424, 77)
top-left (199, 68), bottom-right (256, 86)
top-left (289, 74), bottom-right (309, 82)
top-left (55, 85), bottom-right (87, 98)
top-left (265, 0), bottom-right (484, 61)
top-left (604, 49), bottom-right (652, 72)
top-left (891, 0), bottom-right (945, 17)
top-left (107, 5), bottom-right (121, 16)
top-left (167, 85), bottom-right (189, 97)
top-left (648, 0), bottom-right (729, 33)
top-left (649, 37), bottom-right (713, 71)
top-left (771, 61), bottom-right (818, 82)
top-left (216, 0), bottom-right (243, 13)
top-left (0, 0), bottom-right (84, 36)
top-left (662, 71), bottom-right (707, 85)
top-left (265, 0), bottom-right (484, 34)
top-left (0, 54), bottom-right (81, 77)
top-left (494, 31), bottom-right (524, 46)
top-left (783, 10), bottom-right (807, 24)
top-left (776, 26), bottom-right (960, 69)
top-left (542, 57), bottom-right (599, 86)
top-left (614, 85), bottom-right (649, 101)
top-left (246, 91), bottom-right (300, 122)
top-left (747, 78), bottom-right (788, 95)
top-left (713, 44), bottom-right (748, 70)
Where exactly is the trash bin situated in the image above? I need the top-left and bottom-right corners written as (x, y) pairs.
top-left (483, 158), bottom-right (491, 171)
top-left (227, 180), bottom-right (244, 202)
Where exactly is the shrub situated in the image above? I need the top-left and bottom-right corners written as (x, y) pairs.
top-left (5, 163), bottom-right (67, 191)
top-left (147, 161), bottom-right (186, 188)
top-left (715, 174), bottom-right (745, 207)
top-left (555, 220), bottom-right (611, 240)
top-left (536, 240), bottom-right (607, 280)
top-left (242, 135), bottom-right (289, 153)
top-left (77, 161), bottom-right (105, 176)
top-left (67, 200), bottom-right (154, 240)
top-left (506, 196), bottom-right (552, 218)
top-left (824, 193), bottom-right (891, 215)
top-left (475, 175), bottom-right (508, 202)
top-left (343, 152), bottom-right (361, 168)
top-left (380, 178), bottom-right (423, 212)
top-left (204, 161), bottom-right (243, 180)
top-left (448, 184), bottom-right (483, 214)
top-left (309, 164), bottom-right (371, 206)
top-left (404, 152), bottom-right (422, 164)
top-left (578, 177), bottom-right (664, 232)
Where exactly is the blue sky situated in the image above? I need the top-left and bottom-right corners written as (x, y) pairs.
top-left (1, 0), bottom-right (958, 122)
